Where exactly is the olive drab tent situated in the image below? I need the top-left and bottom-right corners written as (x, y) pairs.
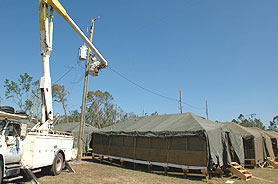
top-left (223, 122), bottom-right (274, 166)
top-left (249, 127), bottom-right (275, 160)
top-left (91, 113), bottom-right (244, 171)
top-left (264, 130), bottom-right (278, 159)
top-left (54, 122), bottom-right (98, 153)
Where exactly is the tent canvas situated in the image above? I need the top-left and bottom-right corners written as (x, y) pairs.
top-left (54, 122), bottom-right (98, 153)
top-left (91, 113), bottom-right (244, 170)
top-left (249, 127), bottom-right (275, 160)
top-left (223, 122), bottom-right (273, 165)
top-left (264, 130), bottom-right (278, 158)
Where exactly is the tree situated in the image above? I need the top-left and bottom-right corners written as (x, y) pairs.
top-left (253, 118), bottom-right (265, 130)
top-left (30, 80), bottom-right (41, 119)
top-left (102, 91), bottom-right (115, 127)
top-left (232, 119), bottom-right (239, 124)
top-left (4, 73), bottom-right (37, 114)
top-left (86, 90), bottom-right (104, 128)
top-left (68, 110), bottom-right (81, 122)
top-left (86, 90), bottom-right (115, 128)
top-left (52, 84), bottom-right (69, 123)
top-left (150, 112), bottom-right (158, 116)
top-left (269, 115), bottom-right (278, 131)
top-left (117, 106), bottom-right (128, 122)
top-left (85, 90), bottom-right (136, 128)
top-left (232, 114), bottom-right (265, 130)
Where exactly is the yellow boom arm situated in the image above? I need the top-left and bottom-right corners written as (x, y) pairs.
top-left (36, 0), bottom-right (107, 130)
top-left (40, 0), bottom-right (108, 67)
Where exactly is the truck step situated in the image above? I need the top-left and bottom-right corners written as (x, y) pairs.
top-left (5, 163), bottom-right (21, 169)
top-left (3, 175), bottom-right (23, 182)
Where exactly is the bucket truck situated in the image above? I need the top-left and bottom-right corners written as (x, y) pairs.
top-left (0, 0), bottom-right (108, 182)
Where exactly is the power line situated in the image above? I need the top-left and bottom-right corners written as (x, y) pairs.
top-left (108, 66), bottom-right (204, 110)
top-left (53, 65), bottom-right (76, 84)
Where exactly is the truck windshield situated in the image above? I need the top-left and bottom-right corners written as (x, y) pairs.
top-left (0, 120), bottom-right (6, 133)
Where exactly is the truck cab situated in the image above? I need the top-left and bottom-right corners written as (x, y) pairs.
top-left (0, 120), bottom-right (25, 164)
top-left (0, 110), bottom-right (30, 182)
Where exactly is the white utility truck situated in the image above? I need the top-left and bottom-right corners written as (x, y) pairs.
top-left (0, 0), bottom-right (108, 183)
top-left (0, 108), bottom-right (75, 183)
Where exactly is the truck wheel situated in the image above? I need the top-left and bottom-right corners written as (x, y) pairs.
top-left (50, 153), bottom-right (64, 176)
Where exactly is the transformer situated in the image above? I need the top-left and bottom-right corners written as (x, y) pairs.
top-left (79, 45), bottom-right (88, 60)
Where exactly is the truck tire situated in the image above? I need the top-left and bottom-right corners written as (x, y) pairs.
top-left (50, 153), bottom-right (64, 176)
top-left (0, 106), bottom-right (15, 114)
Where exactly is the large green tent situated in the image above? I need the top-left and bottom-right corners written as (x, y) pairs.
top-left (263, 130), bottom-right (278, 159)
top-left (250, 127), bottom-right (275, 160)
top-left (54, 122), bottom-right (98, 153)
top-left (223, 122), bottom-right (274, 166)
top-left (91, 113), bottom-right (244, 170)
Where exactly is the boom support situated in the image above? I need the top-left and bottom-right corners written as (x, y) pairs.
top-left (37, 0), bottom-right (108, 130)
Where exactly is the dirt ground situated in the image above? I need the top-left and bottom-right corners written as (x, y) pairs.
top-left (17, 158), bottom-right (278, 184)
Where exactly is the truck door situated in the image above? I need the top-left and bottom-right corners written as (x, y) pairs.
top-left (4, 122), bottom-right (23, 163)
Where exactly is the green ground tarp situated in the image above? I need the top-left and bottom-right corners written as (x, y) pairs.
top-left (54, 122), bottom-right (98, 153)
top-left (93, 113), bottom-right (244, 169)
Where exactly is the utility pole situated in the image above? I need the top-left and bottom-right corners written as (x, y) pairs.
top-left (77, 19), bottom-right (95, 161)
top-left (142, 109), bottom-right (144, 117)
top-left (206, 100), bottom-right (209, 120)
top-left (179, 90), bottom-right (183, 114)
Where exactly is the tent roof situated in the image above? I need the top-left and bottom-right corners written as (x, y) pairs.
top-left (100, 112), bottom-right (225, 136)
top-left (264, 130), bottom-right (278, 139)
top-left (54, 122), bottom-right (98, 133)
top-left (222, 122), bottom-right (262, 138)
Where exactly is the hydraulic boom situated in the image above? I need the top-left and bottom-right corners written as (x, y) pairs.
top-left (36, 0), bottom-right (108, 130)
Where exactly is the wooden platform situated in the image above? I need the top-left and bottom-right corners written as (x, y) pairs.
top-left (228, 162), bottom-right (252, 181)
top-left (92, 153), bottom-right (209, 182)
top-left (244, 159), bottom-right (256, 167)
top-left (266, 157), bottom-right (278, 169)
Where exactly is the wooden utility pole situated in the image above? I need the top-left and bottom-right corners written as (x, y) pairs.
top-left (206, 100), bottom-right (209, 120)
top-left (77, 19), bottom-right (95, 161)
top-left (179, 90), bottom-right (183, 114)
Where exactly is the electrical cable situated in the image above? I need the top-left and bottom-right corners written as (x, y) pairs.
top-left (53, 65), bottom-right (76, 84)
top-left (108, 66), bottom-right (205, 110)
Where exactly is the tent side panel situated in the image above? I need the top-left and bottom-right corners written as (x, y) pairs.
top-left (149, 138), bottom-right (168, 162)
top-left (93, 134), bottom-right (109, 155)
top-left (243, 138), bottom-right (255, 159)
top-left (168, 136), bottom-right (207, 166)
top-left (92, 134), bottom-right (207, 167)
top-left (271, 138), bottom-right (278, 158)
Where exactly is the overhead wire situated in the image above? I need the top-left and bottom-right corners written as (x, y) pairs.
top-left (53, 64), bottom-right (77, 84)
top-left (108, 66), bottom-right (205, 110)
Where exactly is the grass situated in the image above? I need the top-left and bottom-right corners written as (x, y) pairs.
top-left (18, 158), bottom-right (278, 184)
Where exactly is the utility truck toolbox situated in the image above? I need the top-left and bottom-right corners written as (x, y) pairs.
top-left (21, 131), bottom-right (74, 169)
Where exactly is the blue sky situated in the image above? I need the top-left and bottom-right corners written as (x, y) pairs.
top-left (0, 0), bottom-right (277, 126)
